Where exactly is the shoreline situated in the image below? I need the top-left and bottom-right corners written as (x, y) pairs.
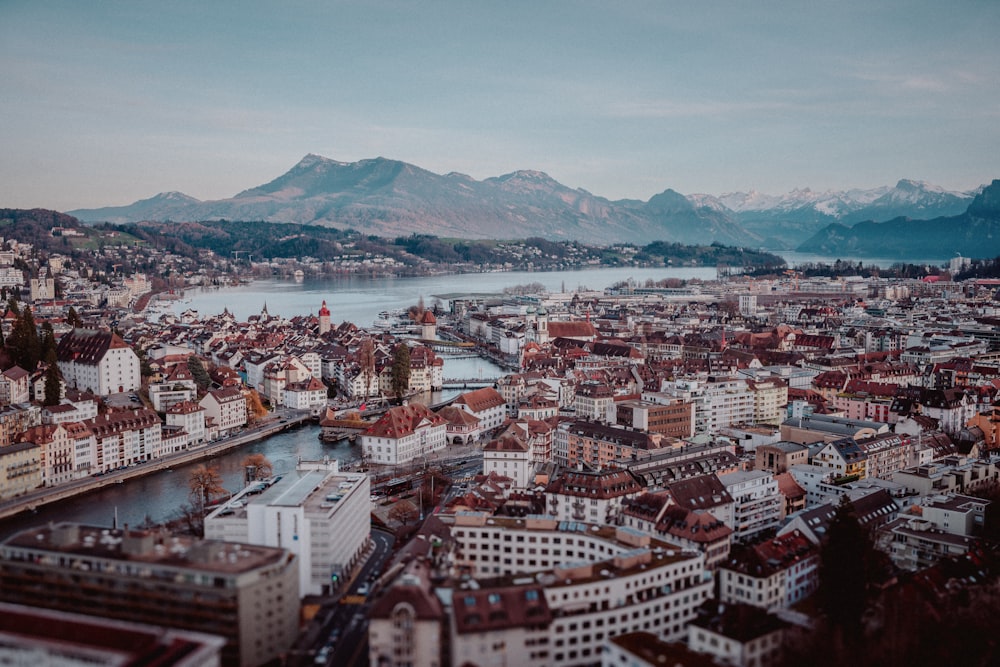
top-left (0, 410), bottom-right (313, 522)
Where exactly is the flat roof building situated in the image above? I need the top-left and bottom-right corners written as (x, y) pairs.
top-left (0, 523), bottom-right (299, 667)
top-left (205, 459), bottom-right (370, 596)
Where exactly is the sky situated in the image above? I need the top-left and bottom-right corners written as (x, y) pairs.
top-left (2, 1), bottom-right (998, 211)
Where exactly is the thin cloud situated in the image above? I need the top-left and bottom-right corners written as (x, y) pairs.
top-left (603, 98), bottom-right (796, 119)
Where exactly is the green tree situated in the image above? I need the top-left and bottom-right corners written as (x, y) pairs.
top-left (66, 306), bottom-right (82, 328)
top-left (8, 305), bottom-right (41, 370)
top-left (390, 343), bottom-right (411, 402)
top-left (40, 321), bottom-right (57, 364)
top-left (43, 361), bottom-right (62, 406)
top-left (817, 495), bottom-right (875, 643)
top-left (135, 346), bottom-right (153, 378)
top-left (187, 355), bottom-right (211, 391)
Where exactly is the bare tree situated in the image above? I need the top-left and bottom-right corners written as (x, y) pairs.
top-left (241, 453), bottom-right (274, 484)
top-left (188, 464), bottom-right (227, 513)
top-left (358, 338), bottom-right (376, 398)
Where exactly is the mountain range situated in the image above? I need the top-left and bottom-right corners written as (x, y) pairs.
top-left (68, 154), bottom-right (984, 250)
top-left (798, 179), bottom-right (1000, 259)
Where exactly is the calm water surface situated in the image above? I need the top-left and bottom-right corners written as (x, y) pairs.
top-left (177, 266), bottom-right (718, 324)
top-left (5, 258), bottom-right (935, 539)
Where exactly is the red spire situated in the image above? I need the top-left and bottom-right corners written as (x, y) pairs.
top-left (318, 300), bottom-right (330, 317)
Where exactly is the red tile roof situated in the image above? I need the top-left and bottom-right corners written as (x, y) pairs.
top-left (364, 403), bottom-right (447, 438)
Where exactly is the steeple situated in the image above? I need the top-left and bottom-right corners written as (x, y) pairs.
top-left (318, 299), bottom-right (331, 335)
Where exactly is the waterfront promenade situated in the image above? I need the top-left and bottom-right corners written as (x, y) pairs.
top-left (0, 408), bottom-right (313, 521)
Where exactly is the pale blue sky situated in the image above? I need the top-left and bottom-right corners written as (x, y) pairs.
top-left (2, 1), bottom-right (998, 210)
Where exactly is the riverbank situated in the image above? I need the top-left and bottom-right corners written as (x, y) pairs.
top-left (0, 409), bottom-right (313, 522)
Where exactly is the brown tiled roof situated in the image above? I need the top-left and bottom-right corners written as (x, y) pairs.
top-left (85, 408), bottom-right (159, 438)
top-left (1, 366), bottom-right (29, 381)
top-left (547, 321), bottom-right (597, 339)
top-left (364, 403), bottom-right (446, 438)
top-left (436, 405), bottom-right (481, 427)
top-left (657, 506), bottom-right (732, 544)
top-left (453, 586), bottom-right (551, 634)
top-left (166, 400), bottom-right (204, 415)
top-left (725, 531), bottom-right (817, 577)
top-left (666, 474), bottom-right (733, 511)
top-left (454, 387), bottom-right (505, 413)
top-left (56, 329), bottom-right (129, 365)
top-left (484, 435), bottom-right (528, 453)
top-left (545, 468), bottom-right (644, 499)
top-left (775, 472), bottom-right (806, 499)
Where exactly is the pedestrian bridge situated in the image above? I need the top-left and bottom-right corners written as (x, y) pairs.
top-left (441, 378), bottom-right (499, 389)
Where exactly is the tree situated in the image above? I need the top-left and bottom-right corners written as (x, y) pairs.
top-left (8, 305), bottom-right (41, 370)
top-left (187, 355), bottom-right (211, 391)
top-left (135, 346), bottom-right (153, 378)
top-left (241, 453), bottom-right (273, 484)
top-left (42, 361), bottom-right (62, 406)
top-left (817, 495), bottom-right (876, 643)
top-left (387, 499), bottom-right (419, 525)
top-left (245, 389), bottom-right (268, 422)
top-left (40, 321), bottom-right (57, 364)
top-left (66, 305), bottom-right (82, 328)
top-left (358, 338), bottom-right (376, 398)
top-left (390, 343), bottom-right (411, 402)
top-left (188, 464), bottom-right (226, 514)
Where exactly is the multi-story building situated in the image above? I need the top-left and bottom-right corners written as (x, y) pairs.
top-left (574, 381), bottom-right (616, 422)
top-left (435, 513), bottom-right (714, 666)
top-left (165, 400), bottom-right (207, 449)
top-left (283, 376), bottom-right (328, 411)
top-left (812, 437), bottom-right (869, 481)
top-left (0, 522), bottom-right (300, 667)
top-left (856, 432), bottom-right (908, 480)
top-left (892, 455), bottom-right (1000, 496)
top-left (883, 515), bottom-right (980, 571)
top-left (84, 407), bottom-right (163, 471)
top-left (621, 493), bottom-right (732, 570)
top-left (483, 434), bottom-right (533, 488)
top-left (719, 470), bottom-right (782, 541)
top-left (717, 530), bottom-right (820, 611)
top-left (688, 603), bottom-right (790, 667)
top-left (199, 387), bottom-right (248, 437)
top-left (615, 398), bottom-right (694, 438)
top-left (665, 474), bottom-right (736, 530)
top-left (554, 420), bottom-right (666, 469)
top-left (661, 377), bottom-right (756, 434)
top-left (0, 602), bottom-right (225, 666)
top-left (0, 366), bottom-right (30, 406)
top-left (360, 403), bottom-right (448, 465)
top-left (0, 404), bottom-right (41, 448)
top-left (55, 328), bottom-right (140, 396)
top-left (747, 377), bottom-right (789, 426)
top-left (0, 441), bottom-right (40, 500)
top-left (501, 417), bottom-right (555, 466)
top-left (64, 420), bottom-right (96, 477)
top-left (205, 459), bottom-right (370, 596)
top-left (544, 467), bottom-right (644, 524)
top-left (452, 387), bottom-right (507, 432)
top-left (368, 562), bottom-right (446, 667)
top-left (755, 441), bottom-right (809, 474)
top-left (18, 423), bottom-right (73, 487)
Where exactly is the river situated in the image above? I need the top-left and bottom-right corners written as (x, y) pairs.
top-left (0, 256), bottom-right (946, 540)
top-left (174, 266), bottom-right (719, 324)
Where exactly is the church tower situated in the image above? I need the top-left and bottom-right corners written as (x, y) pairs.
top-left (420, 310), bottom-right (437, 340)
top-left (318, 300), bottom-right (331, 335)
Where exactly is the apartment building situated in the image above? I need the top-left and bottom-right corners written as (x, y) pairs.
top-left (205, 460), bottom-right (370, 596)
top-left (0, 523), bottom-right (299, 667)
